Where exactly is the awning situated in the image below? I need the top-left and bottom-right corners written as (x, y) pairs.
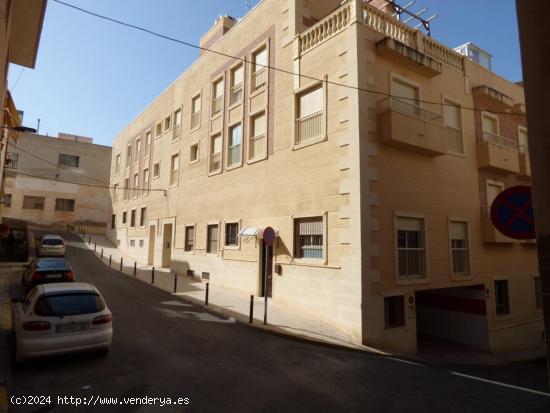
top-left (238, 226), bottom-right (279, 241)
top-left (4, 91), bottom-right (21, 143)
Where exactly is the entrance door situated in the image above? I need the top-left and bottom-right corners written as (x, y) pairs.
top-left (147, 226), bottom-right (155, 265)
top-left (260, 241), bottom-right (273, 298)
top-left (162, 223), bottom-right (173, 268)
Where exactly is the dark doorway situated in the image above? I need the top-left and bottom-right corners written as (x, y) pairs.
top-left (260, 241), bottom-right (273, 298)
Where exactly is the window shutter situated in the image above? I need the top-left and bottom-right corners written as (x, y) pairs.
top-left (443, 102), bottom-right (461, 129)
top-left (299, 85), bottom-right (323, 118)
top-left (253, 113), bottom-right (266, 136)
top-left (254, 47), bottom-right (267, 68)
top-left (397, 217), bottom-right (422, 231)
top-left (450, 221), bottom-right (466, 240)
top-left (482, 115), bottom-right (497, 134)
top-left (233, 65), bottom-right (243, 85)
top-left (392, 79), bottom-right (419, 103)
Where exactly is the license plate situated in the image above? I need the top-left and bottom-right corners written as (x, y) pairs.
top-left (45, 273), bottom-right (62, 279)
top-left (56, 322), bottom-right (89, 333)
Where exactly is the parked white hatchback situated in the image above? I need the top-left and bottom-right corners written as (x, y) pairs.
top-left (37, 235), bottom-right (66, 257)
top-left (12, 283), bottom-right (112, 362)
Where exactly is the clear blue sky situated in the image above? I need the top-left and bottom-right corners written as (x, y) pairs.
top-left (7, 0), bottom-right (522, 147)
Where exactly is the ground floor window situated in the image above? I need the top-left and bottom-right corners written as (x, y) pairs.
top-left (396, 216), bottom-right (426, 279)
top-left (185, 226), bottom-right (195, 251)
top-left (207, 224), bottom-right (218, 253)
top-left (294, 216), bottom-right (323, 259)
top-left (22, 196), bottom-right (45, 210)
top-left (55, 198), bottom-right (75, 212)
top-left (384, 295), bottom-right (405, 328)
top-left (494, 279), bottom-right (511, 316)
top-left (225, 223), bottom-right (239, 246)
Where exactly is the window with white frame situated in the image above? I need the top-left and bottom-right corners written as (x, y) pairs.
top-left (170, 153), bottom-right (179, 186)
top-left (230, 64), bottom-right (243, 105)
top-left (133, 173), bottom-right (139, 198)
top-left (396, 216), bottom-right (426, 279)
top-left (184, 226), bottom-right (195, 251)
top-left (294, 216), bottom-right (323, 259)
top-left (207, 224), bottom-right (218, 253)
top-left (534, 277), bottom-right (542, 310)
top-left (153, 162), bottom-right (160, 178)
top-left (144, 131), bottom-right (151, 156)
top-left (55, 198), bottom-right (75, 212)
top-left (209, 134), bottom-right (222, 173)
top-left (494, 279), bottom-right (510, 316)
top-left (450, 221), bottom-right (470, 275)
top-left (212, 78), bottom-right (224, 116)
top-left (190, 143), bottom-right (199, 163)
top-left (296, 84), bottom-right (323, 145)
top-left (481, 113), bottom-right (502, 146)
top-left (384, 295), bottom-right (405, 329)
top-left (252, 46), bottom-right (267, 91)
top-left (443, 99), bottom-right (463, 153)
top-left (227, 123), bottom-right (242, 166)
top-left (142, 168), bottom-right (149, 195)
top-left (173, 108), bottom-right (182, 139)
top-left (191, 94), bottom-right (201, 129)
top-left (225, 223), bottom-right (239, 246)
top-left (486, 181), bottom-right (504, 216)
top-left (249, 111), bottom-right (266, 161)
top-left (518, 127), bottom-right (528, 154)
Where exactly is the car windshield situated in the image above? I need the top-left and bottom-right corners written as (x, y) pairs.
top-left (35, 259), bottom-right (67, 270)
top-left (42, 238), bottom-right (63, 246)
top-left (34, 292), bottom-right (105, 317)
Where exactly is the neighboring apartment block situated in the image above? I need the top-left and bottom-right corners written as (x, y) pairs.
top-left (108, 0), bottom-right (540, 355)
top-left (4, 132), bottom-right (112, 232)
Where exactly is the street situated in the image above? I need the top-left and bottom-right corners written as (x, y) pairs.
top-left (7, 232), bottom-right (550, 412)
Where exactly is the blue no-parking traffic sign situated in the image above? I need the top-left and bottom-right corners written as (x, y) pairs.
top-left (490, 185), bottom-right (535, 240)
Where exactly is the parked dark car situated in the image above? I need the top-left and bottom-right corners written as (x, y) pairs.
top-left (22, 258), bottom-right (75, 291)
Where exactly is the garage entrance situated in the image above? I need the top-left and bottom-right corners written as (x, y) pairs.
top-left (415, 285), bottom-right (490, 352)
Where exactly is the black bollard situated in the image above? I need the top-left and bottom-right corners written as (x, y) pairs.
top-left (151, 267), bottom-right (155, 284)
top-left (109, 255), bottom-right (112, 266)
top-left (173, 274), bottom-right (178, 293)
top-left (120, 257), bottom-right (123, 271)
top-left (249, 295), bottom-right (254, 324)
top-left (101, 248), bottom-right (104, 260)
top-left (133, 262), bottom-right (137, 277)
top-left (205, 283), bottom-right (209, 306)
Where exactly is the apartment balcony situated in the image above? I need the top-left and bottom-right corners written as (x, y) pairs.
top-left (472, 85), bottom-right (514, 110)
top-left (480, 207), bottom-right (514, 243)
top-left (4, 152), bottom-right (18, 170)
top-left (376, 38), bottom-right (442, 77)
top-left (377, 97), bottom-right (446, 156)
top-left (476, 132), bottom-right (520, 174)
top-left (518, 147), bottom-right (531, 179)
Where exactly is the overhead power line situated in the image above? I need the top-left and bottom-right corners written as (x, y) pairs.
top-left (52, 0), bottom-right (526, 117)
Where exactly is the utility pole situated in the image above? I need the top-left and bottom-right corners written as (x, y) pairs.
top-left (516, 0), bottom-right (550, 390)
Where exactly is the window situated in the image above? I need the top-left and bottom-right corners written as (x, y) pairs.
top-left (58, 154), bottom-right (79, 168)
top-left (185, 226), bottom-right (195, 251)
top-left (443, 99), bottom-right (463, 153)
top-left (140, 207), bottom-right (146, 227)
top-left (227, 123), bottom-right (242, 166)
top-left (115, 154), bottom-right (121, 174)
top-left (207, 224), bottom-right (218, 253)
top-left (212, 78), bottom-right (224, 116)
top-left (130, 240), bottom-right (135, 247)
top-left (55, 198), bottom-right (75, 212)
top-left (481, 113), bottom-right (499, 145)
top-left (164, 115), bottom-right (171, 132)
top-left (113, 183), bottom-right (119, 203)
top-left (126, 145), bottom-right (132, 164)
top-left (22, 196), bottom-right (44, 210)
top-left (173, 108), bottom-right (182, 139)
top-left (486, 180), bottom-right (504, 215)
top-left (135, 138), bottom-right (141, 159)
top-left (209, 134), bottom-right (222, 173)
top-left (153, 162), bottom-right (160, 178)
top-left (124, 177), bottom-right (130, 201)
top-left (396, 216), bottom-right (426, 279)
top-left (296, 84), bottom-right (323, 145)
top-left (122, 211), bottom-right (127, 224)
top-left (249, 111), bottom-right (266, 161)
top-left (133, 173), bottom-right (139, 198)
top-left (384, 295), bottom-right (405, 328)
top-left (144, 131), bottom-right (151, 156)
top-left (111, 214), bottom-right (116, 229)
top-left (518, 127), bottom-right (528, 154)
top-left (225, 223), bottom-right (239, 246)
top-left (170, 153), bottom-right (179, 186)
top-left (139, 240), bottom-right (144, 248)
top-left (534, 277), bottom-right (542, 310)
top-left (230, 64), bottom-right (243, 105)
top-left (252, 46), bottom-right (267, 91)
top-left (494, 279), bottom-right (511, 316)
top-left (191, 94), bottom-right (201, 129)
top-left (130, 209), bottom-right (136, 227)
top-left (450, 221), bottom-right (470, 275)
top-left (294, 217), bottom-right (323, 259)
top-left (190, 143), bottom-right (199, 163)
top-left (3, 194), bottom-right (11, 208)
top-left (155, 122), bottom-right (162, 138)
top-left (142, 168), bottom-right (149, 195)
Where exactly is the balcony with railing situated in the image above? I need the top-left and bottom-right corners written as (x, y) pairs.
top-left (376, 38), bottom-right (442, 77)
top-left (295, 110), bottom-right (323, 146)
top-left (230, 84), bottom-right (243, 106)
top-left (249, 133), bottom-right (266, 161)
top-left (227, 144), bottom-right (241, 166)
top-left (378, 97), bottom-right (446, 156)
top-left (211, 96), bottom-right (223, 116)
top-left (480, 206), bottom-right (515, 243)
top-left (4, 152), bottom-right (18, 170)
top-left (191, 111), bottom-right (201, 129)
top-left (398, 247), bottom-right (426, 279)
top-left (209, 152), bottom-right (221, 173)
top-left (472, 85), bottom-right (514, 110)
top-left (476, 132), bottom-right (519, 174)
top-left (252, 68), bottom-right (267, 92)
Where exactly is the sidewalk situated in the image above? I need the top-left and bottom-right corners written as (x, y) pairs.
top-left (75, 233), bottom-right (387, 355)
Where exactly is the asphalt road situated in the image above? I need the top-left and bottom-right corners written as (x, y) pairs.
top-left (7, 231), bottom-right (550, 412)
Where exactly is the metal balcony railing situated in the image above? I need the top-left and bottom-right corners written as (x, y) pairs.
top-left (4, 152), bottom-right (18, 170)
top-left (252, 68), bottom-right (267, 91)
top-left (478, 131), bottom-right (518, 149)
top-left (397, 248), bottom-right (426, 278)
top-left (230, 84), bottom-right (243, 105)
top-left (209, 153), bottom-right (221, 173)
top-left (296, 110), bottom-right (323, 145)
top-left (380, 97), bottom-right (443, 125)
top-left (249, 133), bottom-right (266, 160)
top-left (212, 96), bottom-right (223, 116)
top-left (446, 126), bottom-right (464, 153)
top-left (227, 144), bottom-right (241, 166)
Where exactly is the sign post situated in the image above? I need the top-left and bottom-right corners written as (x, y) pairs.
top-left (263, 227), bottom-right (276, 325)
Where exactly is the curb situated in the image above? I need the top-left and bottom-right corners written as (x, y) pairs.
top-left (76, 233), bottom-right (389, 358)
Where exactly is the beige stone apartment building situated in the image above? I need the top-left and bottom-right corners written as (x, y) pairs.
top-left (4, 132), bottom-right (112, 233)
top-left (108, 0), bottom-right (541, 355)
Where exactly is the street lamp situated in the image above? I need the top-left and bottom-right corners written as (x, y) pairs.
top-left (0, 125), bottom-right (37, 133)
